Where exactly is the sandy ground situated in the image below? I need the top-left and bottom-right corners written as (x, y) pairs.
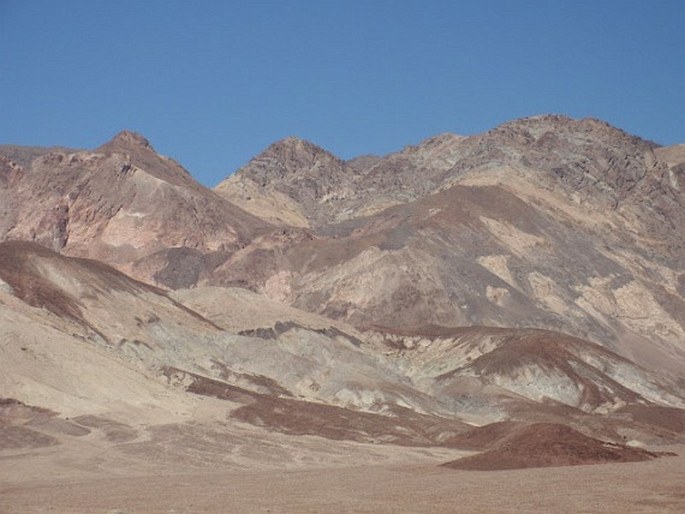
top-left (1, 443), bottom-right (684, 513)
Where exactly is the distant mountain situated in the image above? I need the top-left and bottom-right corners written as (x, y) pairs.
top-left (213, 116), bottom-right (685, 376)
top-left (0, 131), bottom-right (272, 288)
top-left (215, 132), bottom-right (468, 226)
top-left (2, 117), bottom-right (683, 375)
top-left (216, 115), bottom-right (682, 235)
top-left (214, 136), bottom-right (351, 227)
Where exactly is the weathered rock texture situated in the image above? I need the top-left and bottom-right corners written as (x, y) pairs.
top-left (214, 116), bottom-right (685, 375)
top-left (0, 132), bottom-right (272, 289)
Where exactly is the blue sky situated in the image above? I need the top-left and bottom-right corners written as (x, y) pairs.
top-left (1, 1), bottom-right (684, 186)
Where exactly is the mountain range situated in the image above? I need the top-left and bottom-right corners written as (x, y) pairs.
top-left (1, 114), bottom-right (684, 511)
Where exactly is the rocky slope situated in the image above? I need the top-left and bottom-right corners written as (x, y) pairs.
top-left (0, 132), bottom-right (272, 288)
top-left (213, 115), bottom-right (685, 376)
top-left (1, 242), bottom-right (683, 463)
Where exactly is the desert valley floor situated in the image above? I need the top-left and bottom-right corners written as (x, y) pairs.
top-left (2, 435), bottom-right (684, 513)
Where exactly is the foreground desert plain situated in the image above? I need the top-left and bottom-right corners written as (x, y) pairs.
top-left (2, 444), bottom-right (685, 512)
top-left (1, 115), bottom-right (684, 512)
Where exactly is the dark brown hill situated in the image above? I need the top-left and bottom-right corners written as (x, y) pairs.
top-left (443, 422), bottom-right (666, 470)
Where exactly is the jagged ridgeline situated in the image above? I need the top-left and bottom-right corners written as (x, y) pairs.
top-left (3, 115), bottom-right (681, 372)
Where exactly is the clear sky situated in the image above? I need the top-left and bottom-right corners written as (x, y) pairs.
top-left (1, 1), bottom-right (684, 186)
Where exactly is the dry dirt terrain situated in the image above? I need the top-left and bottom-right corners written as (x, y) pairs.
top-left (1, 445), bottom-right (684, 513)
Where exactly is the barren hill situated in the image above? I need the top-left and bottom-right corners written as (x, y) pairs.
top-left (1, 242), bottom-right (683, 454)
top-left (0, 132), bottom-right (273, 288)
top-left (443, 422), bottom-right (666, 470)
top-left (3, 119), bottom-right (681, 372)
top-left (212, 117), bottom-right (684, 377)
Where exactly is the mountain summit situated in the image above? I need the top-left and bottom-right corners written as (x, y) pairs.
top-left (99, 130), bottom-right (153, 151)
top-left (215, 136), bottom-right (351, 226)
top-left (0, 132), bottom-right (272, 287)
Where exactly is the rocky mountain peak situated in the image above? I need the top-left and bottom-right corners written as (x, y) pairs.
top-left (232, 136), bottom-right (344, 185)
top-left (96, 130), bottom-right (154, 156)
top-left (109, 130), bottom-right (152, 149)
top-left (89, 130), bottom-right (207, 190)
top-left (420, 132), bottom-right (464, 146)
top-left (488, 114), bottom-right (656, 150)
top-left (397, 132), bottom-right (463, 155)
top-left (264, 136), bottom-right (342, 168)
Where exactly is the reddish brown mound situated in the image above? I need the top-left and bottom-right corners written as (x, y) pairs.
top-left (0, 241), bottom-right (84, 321)
top-left (443, 423), bottom-right (665, 471)
top-left (0, 398), bottom-right (55, 425)
top-left (443, 421), bottom-right (524, 450)
top-left (231, 395), bottom-right (470, 446)
top-left (0, 425), bottom-right (59, 450)
top-left (0, 241), bottom-right (221, 333)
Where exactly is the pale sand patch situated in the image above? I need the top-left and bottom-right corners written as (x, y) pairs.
top-left (479, 216), bottom-right (546, 256)
top-left (215, 176), bottom-right (311, 227)
top-left (476, 254), bottom-right (517, 287)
